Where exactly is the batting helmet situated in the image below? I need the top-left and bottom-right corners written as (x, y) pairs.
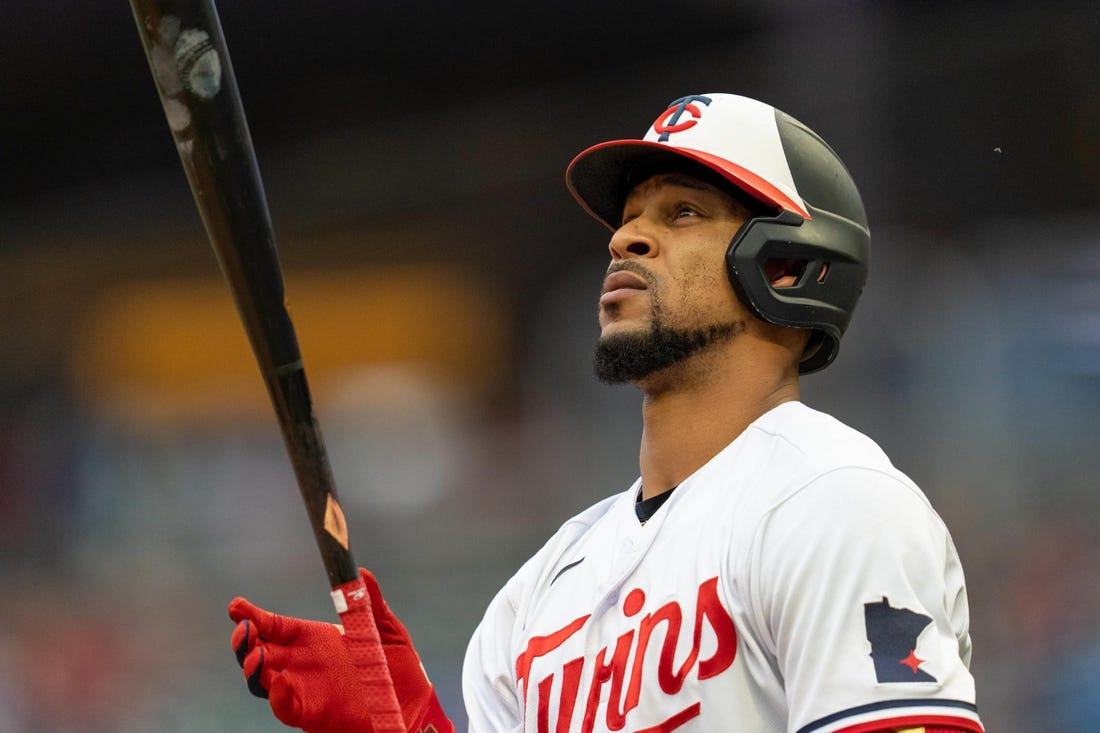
top-left (566, 93), bottom-right (870, 373)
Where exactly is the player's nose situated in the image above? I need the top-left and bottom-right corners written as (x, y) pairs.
top-left (608, 218), bottom-right (658, 261)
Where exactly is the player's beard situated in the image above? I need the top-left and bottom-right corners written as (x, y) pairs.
top-left (593, 314), bottom-right (745, 384)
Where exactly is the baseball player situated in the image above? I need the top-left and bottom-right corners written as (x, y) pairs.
top-left (229, 93), bottom-right (984, 733)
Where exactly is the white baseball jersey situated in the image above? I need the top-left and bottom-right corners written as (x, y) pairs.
top-left (462, 402), bottom-right (983, 733)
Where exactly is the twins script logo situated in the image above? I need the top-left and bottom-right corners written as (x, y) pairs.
top-left (515, 576), bottom-right (737, 732)
top-left (652, 95), bottom-right (712, 141)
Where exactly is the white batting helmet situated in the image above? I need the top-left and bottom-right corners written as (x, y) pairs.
top-left (567, 93), bottom-right (871, 373)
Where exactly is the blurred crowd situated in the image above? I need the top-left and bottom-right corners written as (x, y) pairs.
top-left (1, 210), bottom-right (1098, 731)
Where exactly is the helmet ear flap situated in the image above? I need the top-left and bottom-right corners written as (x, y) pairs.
top-left (725, 207), bottom-right (869, 373)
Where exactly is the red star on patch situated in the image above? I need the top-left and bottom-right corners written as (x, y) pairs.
top-left (900, 649), bottom-right (924, 674)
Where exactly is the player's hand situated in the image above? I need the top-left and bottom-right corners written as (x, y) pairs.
top-left (228, 568), bottom-right (453, 733)
top-left (355, 567), bottom-right (453, 733)
top-left (230, 596), bottom-right (369, 732)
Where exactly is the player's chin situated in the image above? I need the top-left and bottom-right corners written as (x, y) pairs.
top-left (598, 304), bottom-right (649, 335)
top-left (597, 317), bottom-right (648, 341)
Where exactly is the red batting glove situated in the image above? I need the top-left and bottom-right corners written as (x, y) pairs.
top-left (229, 569), bottom-right (453, 733)
top-left (356, 568), bottom-right (453, 733)
top-left (230, 598), bottom-right (371, 731)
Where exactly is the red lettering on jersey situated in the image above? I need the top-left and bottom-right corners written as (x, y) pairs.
top-left (696, 577), bottom-right (738, 678)
top-left (556, 657), bottom-right (585, 732)
top-left (517, 576), bottom-right (737, 732)
top-left (635, 702), bottom-right (702, 733)
top-left (580, 630), bottom-right (633, 732)
top-left (537, 674), bottom-right (553, 732)
top-left (516, 614), bottom-right (591, 701)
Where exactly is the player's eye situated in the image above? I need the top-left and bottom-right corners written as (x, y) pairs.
top-left (673, 203), bottom-right (700, 219)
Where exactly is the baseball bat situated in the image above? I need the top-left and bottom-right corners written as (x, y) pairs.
top-left (128, 3), bottom-right (404, 728)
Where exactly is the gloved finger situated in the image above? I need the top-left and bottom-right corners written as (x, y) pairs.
top-left (240, 644), bottom-right (271, 700)
top-left (227, 596), bottom-right (253, 623)
top-left (231, 619), bottom-right (257, 667)
top-left (251, 639), bottom-right (303, 675)
top-left (359, 568), bottom-right (389, 616)
top-left (228, 597), bottom-right (302, 645)
top-left (267, 671), bottom-right (306, 728)
top-left (359, 568), bottom-right (409, 641)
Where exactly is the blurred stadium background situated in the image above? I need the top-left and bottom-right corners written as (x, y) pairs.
top-left (2, 1), bottom-right (1099, 730)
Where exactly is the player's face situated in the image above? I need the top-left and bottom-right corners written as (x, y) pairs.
top-left (594, 172), bottom-right (753, 383)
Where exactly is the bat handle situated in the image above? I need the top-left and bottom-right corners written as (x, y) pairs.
top-left (333, 578), bottom-right (407, 732)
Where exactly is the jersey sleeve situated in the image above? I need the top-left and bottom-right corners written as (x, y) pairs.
top-left (745, 467), bottom-right (983, 733)
top-left (463, 570), bottom-right (527, 733)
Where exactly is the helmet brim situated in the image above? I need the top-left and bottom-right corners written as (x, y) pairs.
top-left (566, 139), bottom-right (811, 231)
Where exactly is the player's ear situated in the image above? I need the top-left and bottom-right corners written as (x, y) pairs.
top-left (764, 258), bottom-right (809, 289)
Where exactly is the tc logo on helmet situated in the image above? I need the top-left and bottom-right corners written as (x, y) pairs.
top-left (652, 94), bottom-right (712, 141)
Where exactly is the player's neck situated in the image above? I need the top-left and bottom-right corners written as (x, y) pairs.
top-left (635, 349), bottom-right (800, 500)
